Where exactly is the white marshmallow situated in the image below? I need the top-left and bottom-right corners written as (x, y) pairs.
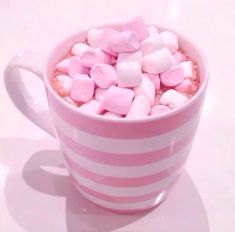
top-left (159, 31), bottom-right (179, 53)
top-left (103, 112), bottom-right (122, 118)
top-left (117, 51), bottom-right (142, 66)
top-left (134, 76), bottom-right (155, 106)
top-left (142, 48), bottom-right (174, 74)
top-left (71, 43), bottom-right (91, 57)
top-left (140, 35), bottom-right (164, 55)
top-left (179, 61), bottom-right (194, 79)
top-left (173, 51), bottom-right (187, 64)
top-left (147, 26), bottom-right (159, 37)
top-left (95, 88), bottom-right (107, 102)
top-left (160, 89), bottom-right (188, 108)
top-left (116, 61), bottom-right (142, 88)
top-left (126, 95), bottom-right (150, 118)
top-left (53, 75), bottom-right (72, 96)
top-left (87, 28), bottom-right (103, 48)
top-left (56, 58), bottom-right (70, 73)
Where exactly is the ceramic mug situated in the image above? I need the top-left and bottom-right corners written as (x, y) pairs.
top-left (4, 24), bottom-right (209, 214)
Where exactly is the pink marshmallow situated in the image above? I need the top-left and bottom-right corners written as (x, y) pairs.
top-left (116, 61), bottom-right (142, 88)
top-left (70, 74), bottom-right (94, 102)
top-left (142, 48), bottom-right (174, 74)
top-left (144, 73), bottom-right (160, 90)
top-left (103, 111), bottom-right (122, 118)
top-left (71, 43), bottom-right (91, 57)
top-left (90, 64), bottom-right (117, 88)
top-left (151, 105), bottom-right (171, 115)
top-left (117, 51), bottom-right (142, 66)
top-left (56, 58), bottom-right (70, 73)
top-left (160, 66), bottom-right (184, 87)
top-left (126, 95), bottom-right (150, 119)
top-left (79, 99), bottom-right (103, 115)
top-left (68, 56), bottom-right (90, 78)
top-left (109, 31), bottom-right (140, 53)
top-left (123, 16), bottom-right (149, 41)
top-left (159, 31), bottom-right (179, 53)
top-left (52, 74), bottom-right (72, 97)
top-left (147, 26), bottom-right (159, 37)
top-left (179, 61), bottom-right (194, 79)
top-left (99, 28), bottom-right (118, 56)
top-left (94, 88), bottom-right (107, 102)
top-left (101, 86), bottom-right (134, 115)
top-left (87, 28), bottom-right (103, 48)
top-left (140, 35), bottom-right (164, 55)
top-left (175, 79), bottom-right (197, 94)
top-left (80, 48), bottom-right (107, 68)
top-left (134, 76), bottom-right (155, 106)
top-left (160, 89), bottom-right (188, 108)
top-left (173, 51), bottom-right (187, 64)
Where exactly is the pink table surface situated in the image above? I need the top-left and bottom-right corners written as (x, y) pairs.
top-left (0, 0), bottom-right (234, 231)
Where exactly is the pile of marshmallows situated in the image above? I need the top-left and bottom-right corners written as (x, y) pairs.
top-left (52, 17), bottom-right (198, 119)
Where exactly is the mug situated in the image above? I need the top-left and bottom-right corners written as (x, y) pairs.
top-left (4, 24), bottom-right (209, 214)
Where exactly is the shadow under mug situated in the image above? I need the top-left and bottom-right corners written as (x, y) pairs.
top-left (4, 24), bottom-right (209, 214)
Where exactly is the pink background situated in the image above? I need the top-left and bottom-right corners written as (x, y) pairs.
top-left (0, 0), bottom-right (234, 231)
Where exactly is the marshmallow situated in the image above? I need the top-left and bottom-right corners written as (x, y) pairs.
top-left (179, 61), bottom-right (194, 79)
top-left (160, 89), bottom-right (188, 108)
top-left (90, 64), bottom-right (117, 88)
top-left (147, 26), bottom-right (159, 37)
top-left (117, 51), bottom-right (142, 66)
top-left (142, 48), bottom-right (174, 74)
top-left (134, 76), bottom-right (155, 105)
top-left (175, 79), bottom-right (197, 94)
top-left (63, 96), bottom-right (81, 107)
top-left (80, 48), bottom-right (107, 68)
top-left (159, 31), bottom-right (179, 53)
top-left (99, 28), bottom-right (118, 56)
top-left (95, 88), bottom-right (107, 102)
top-left (79, 99), bottom-right (103, 115)
top-left (56, 58), bottom-right (70, 73)
top-left (117, 61), bottom-right (142, 88)
top-left (101, 86), bottom-right (134, 115)
top-left (52, 75), bottom-right (72, 97)
top-left (160, 66), bottom-right (184, 87)
top-left (70, 74), bottom-right (94, 102)
top-left (126, 95), bottom-right (150, 118)
top-left (103, 111), bottom-right (122, 118)
top-left (68, 56), bottom-right (90, 78)
top-left (123, 16), bottom-right (149, 41)
top-left (140, 35), bottom-right (164, 55)
top-left (174, 51), bottom-right (187, 64)
top-left (144, 73), bottom-right (160, 90)
top-left (109, 31), bottom-right (140, 53)
top-left (151, 105), bottom-right (171, 115)
top-left (87, 28), bottom-right (103, 48)
top-left (71, 43), bottom-right (91, 57)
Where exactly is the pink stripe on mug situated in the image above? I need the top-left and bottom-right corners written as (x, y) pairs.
top-left (72, 178), bottom-right (170, 203)
top-left (64, 154), bottom-right (186, 187)
top-left (56, 128), bottom-right (195, 166)
top-left (4, 23), bottom-right (209, 213)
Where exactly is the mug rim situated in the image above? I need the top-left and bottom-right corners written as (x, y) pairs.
top-left (44, 23), bottom-right (209, 124)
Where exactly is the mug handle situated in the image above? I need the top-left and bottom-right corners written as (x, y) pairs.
top-left (4, 52), bottom-right (56, 137)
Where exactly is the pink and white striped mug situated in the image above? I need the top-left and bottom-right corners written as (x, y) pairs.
top-left (4, 24), bottom-right (209, 214)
